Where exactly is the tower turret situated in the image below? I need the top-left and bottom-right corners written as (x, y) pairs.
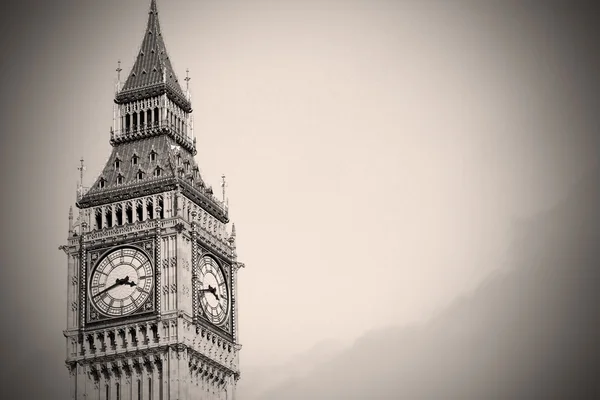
top-left (59, 1), bottom-right (243, 398)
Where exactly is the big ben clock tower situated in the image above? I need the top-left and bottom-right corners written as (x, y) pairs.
top-left (59, 1), bottom-right (243, 399)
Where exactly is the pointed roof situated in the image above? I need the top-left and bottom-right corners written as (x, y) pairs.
top-left (115, 0), bottom-right (191, 112)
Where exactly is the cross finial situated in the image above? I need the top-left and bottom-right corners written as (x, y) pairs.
top-left (77, 157), bottom-right (86, 187)
top-left (221, 174), bottom-right (227, 202)
top-left (116, 60), bottom-right (122, 82)
top-left (185, 68), bottom-right (191, 91)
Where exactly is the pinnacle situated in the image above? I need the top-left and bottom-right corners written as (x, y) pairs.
top-left (115, 0), bottom-right (190, 112)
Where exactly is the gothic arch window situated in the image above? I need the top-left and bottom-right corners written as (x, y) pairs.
top-left (95, 208), bottom-right (102, 230)
top-left (125, 114), bottom-right (131, 132)
top-left (106, 207), bottom-right (113, 228)
top-left (136, 199), bottom-right (143, 221)
top-left (153, 107), bottom-right (159, 125)
top-left (114, 158), bottom-right (121, 170)
top-left (132, 154), bottom-right (139, 166)
top-left (125, 202), bottom-right (133, 224)
top-left (116, 204), bottom-right (123, 225)
top-left (154, 166), bottom-right (162, 177)
top-left (136, 170), bottom-right (144, 181)
top-left (116, 174), bottom-right (124, 185)
top-left (98, 177), bottom-right (106, 189)
top-left (150, 149), bottom-right (158, 162)
top-left (146, 197), bottom-right (154, 219)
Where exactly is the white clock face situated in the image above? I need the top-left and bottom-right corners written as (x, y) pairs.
top-left (198, 255), bottom-right (229, 325)
top-left (89, 247), bottom-right (154, 317)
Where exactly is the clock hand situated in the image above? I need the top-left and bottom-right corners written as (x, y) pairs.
top-left (93, 279), bottom-right (122, 298)
top-left (199, 285), bottom-right (220, 301)
top-left (92, 277), bottom-right (135, 298)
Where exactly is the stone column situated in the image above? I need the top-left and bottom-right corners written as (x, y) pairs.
top-left (142, 198), bottom-right (148, 221)
top-left (101, 206), bottom-right (107, 229)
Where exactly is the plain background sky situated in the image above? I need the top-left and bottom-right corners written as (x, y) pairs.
top-left (0, 0), bottom-right (598, 398)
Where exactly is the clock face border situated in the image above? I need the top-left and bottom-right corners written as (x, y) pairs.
top-left (86, 241), bottom-right (156, 324)
top-left (197, 254), bottom-right (231, 328)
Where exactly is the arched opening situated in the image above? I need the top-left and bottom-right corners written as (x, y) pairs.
top-left (146, 198), bottom-right (154, 219)
top-left (95, 209), bottom-right (102, 230)
top-left (136, 200), bottom-right (143, 221)
top-left (154, 107), bottom-right (159, 125)
top-left (147, 109), bottom-right (152, 126)
top-left (132, 113), bottom-right (138, 130)
top-left (125, 114), bottom-right (131, 132)
top-left (115, 205), bottom-right (123, 226)
top-left (126, 202), bottom-right (133, 224)
top-left (106, 207), bottom-right (113, 228)
top-left (139, 111), bottom-right (145, 128)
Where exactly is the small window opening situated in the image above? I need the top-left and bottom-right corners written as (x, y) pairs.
top-left (126, 203), bottom-right (133, 224)
top-left (116, 175), bottom-right (124, 185)
top-left (114, 159), bottom-right (121, 169)
top-left (137, 171), bottom-right (143, 181)
top-left (146, 198), bottom-right (154, 219)
top-left (132, 155), bottom-right (139, 166)
top-left (136, 201), bottom-right (143, 221)
top-left (150, 151), bottom-right (157, 162)
top-left (98, 178), bottom-right (106, 189)
top-left (154, 167), bottom-right (162, 177)
top-left (158, 197), bottom-right (164, 219)
top-left (106, 208), bottom-right (113, 228)
top-left (95, 209), bottom-right (102, 230)
top-left (116, 207), bottom-right (123, 226)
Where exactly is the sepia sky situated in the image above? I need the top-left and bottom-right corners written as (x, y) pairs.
top-left (0, 0), bottom-right (598, 398)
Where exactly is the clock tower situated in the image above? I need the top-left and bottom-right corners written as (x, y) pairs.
top-left (59, 1), bottom-right (243, 399)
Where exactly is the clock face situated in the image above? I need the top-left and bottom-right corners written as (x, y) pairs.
top-left (89, 247), bottom-right (154, 317)
top-left (198, 255), bottom-right (229, 325)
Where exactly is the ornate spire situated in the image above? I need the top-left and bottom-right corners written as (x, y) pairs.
top-left (115, 0), bottom-right (191, 112)
top-left (68, 206), bottom-right (74, 237)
